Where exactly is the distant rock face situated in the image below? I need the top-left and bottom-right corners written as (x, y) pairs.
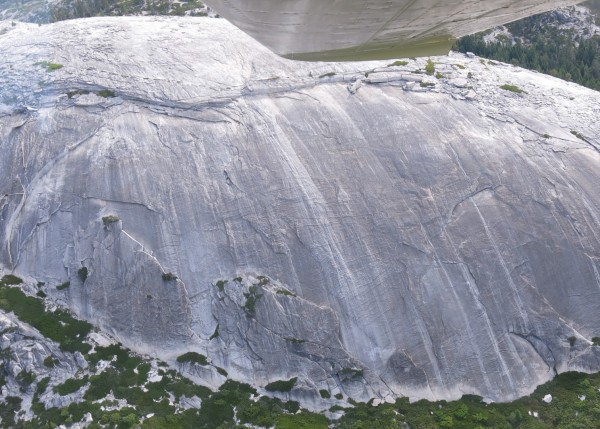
top-left (203, 0), bottom-right (584, 60)
top-left (1, 17), bottom-right (600, 406)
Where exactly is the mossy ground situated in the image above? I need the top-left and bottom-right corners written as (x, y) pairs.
top-left (0, 275), bottom-right (92, 353)
top-left (2, 274), bottom-right (600, 428)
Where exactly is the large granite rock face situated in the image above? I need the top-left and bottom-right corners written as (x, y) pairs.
top-left (1, 17), bottom-right (600, 406)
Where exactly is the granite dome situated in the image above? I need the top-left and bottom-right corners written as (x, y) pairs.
top-left (1, 16), bottom-right (600, 407)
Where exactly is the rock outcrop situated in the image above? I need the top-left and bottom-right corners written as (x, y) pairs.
top-left (0, 306), bottom-right (89, 422)
top-left (1, 16), bottom-right (600, 406)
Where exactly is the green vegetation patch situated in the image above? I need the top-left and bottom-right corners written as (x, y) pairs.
top-left (169, 0), bottom-right (207, 16)
top-left (571, 130), bottom-right (587, 141)
top-left (277, 412), bottom-right (329, 429)
top-left (0, 282), bottom-right (92, 353)
top-left (66, 89), bottom-right (90, 98)
top-left (338, 368), bottom-right (363, 382)
top-left (454, 18), bottom-right (600, 91)
top-left (162, 272), bottom-right (177, 281)
top-left (265, 377), bottom-right (297, 393)
top-left (215, 279), bottom-right (227, 292)
top-left (141, 380), bottom-right (243, 428)
top-left (276, 289), bottom-right (296, 297)
top-left (7, 274), bottom-right (600, 429)
top-left (236, 396), bottom-right (284, 428)
top-left (242, 285), bottom-right (263, 317)
top-left (78, 267), bottom-right (88, 282)
top-left (85, 364), bottom-right (152, 402)
top-left (0, 396), bottom-right (22, 427)
top-left (319, 389), bottom-right (331, 399)
top-left (34, 377), bottom-right (50, 400)
top-left (425, 59), bottom-right (435, 75)
top-left (102, 215), bottom-right (120, 226)
top-left (209, 324), bottom-right (220, 340)
top-left (96, 89), bottom-right (116, 98)
top-left (499, 83), bottom-right (527, 93)
top-left (44, 356), bottom-right (59, 368)
top-left (87, 344), bottom-right (143, 369)
top-left (56, 281), bottom-right (70, 290)
top-left (15, 345), bottom-right (600, 429)
top-left (257, 275), bottom-right (270, 286)
top-left (49, 0), bottom-right (208, 22)
top-left (1, 274), bottom-right (23, 285)
top-left (37, 61), bottom-right (63, 72)
top-left (199, 380), bottom-right (301, 428)
top-left (17, 370), bottom-right (35, 389)
top-left (176, 351), bottom-right (209, 366)
top-left (54, 376), bottom-right (89, 395)
top-left (387, 60), bottom-right (409, 67)
top-left (334, 371), bottom-right (600, 429)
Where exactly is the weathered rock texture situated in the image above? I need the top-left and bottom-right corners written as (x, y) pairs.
top-left (0, 307), bottom-right (89, 420)
top-left (1, 17), bottom-right (600, 407)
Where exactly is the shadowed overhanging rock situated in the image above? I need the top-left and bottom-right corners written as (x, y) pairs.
top-left (203, 0), bottom-right (584, 60)
top-left (1, 17), bottom-right (600, 408)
